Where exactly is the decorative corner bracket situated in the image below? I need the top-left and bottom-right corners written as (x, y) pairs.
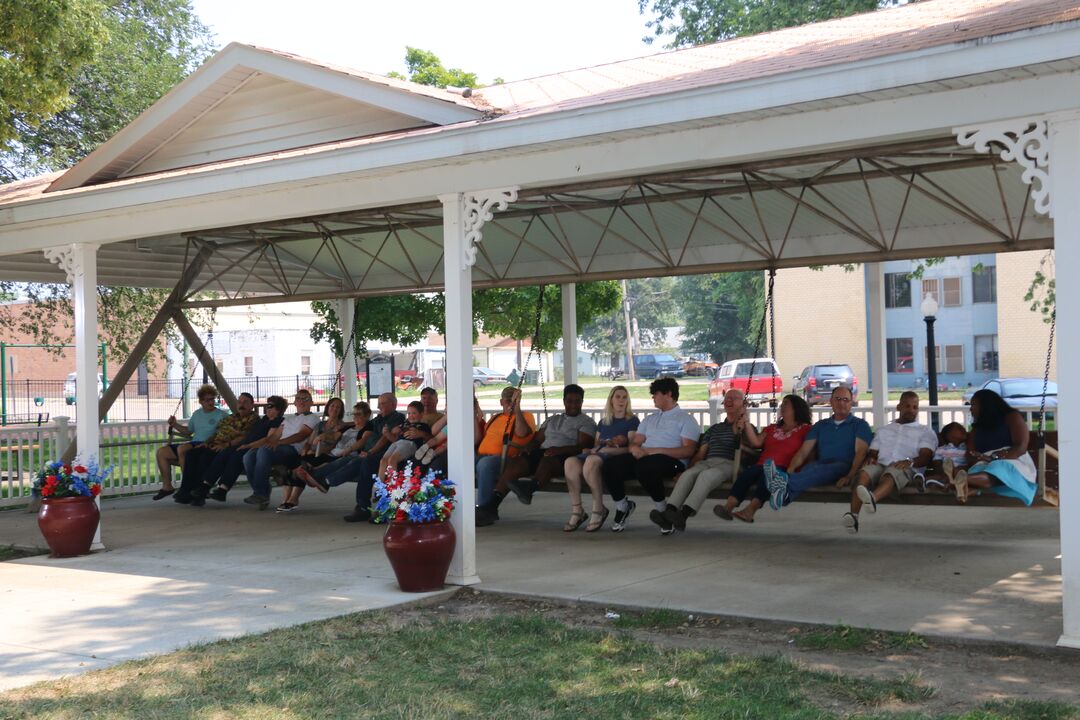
top-left (955, 118), bottom-right (1050, 216)
top-left (43, 245), bottom-right (78, 283)
top-left (461, 187), bottom-right (518, 269)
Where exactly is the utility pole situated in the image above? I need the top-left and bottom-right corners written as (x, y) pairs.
top-left (622, 279), bottom-right (635, 380)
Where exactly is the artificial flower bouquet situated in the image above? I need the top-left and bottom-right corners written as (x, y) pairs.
top-left (34, 458), bottom-right (111, 499)
top-left (372, 462), bottom-right (455, 524)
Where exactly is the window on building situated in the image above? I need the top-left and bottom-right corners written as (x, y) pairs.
top-left (244, 356), bottom-right (254, 376)
top-left (137, 361), bottom-right (148, 396)
top-left (884, 272), bottom-right (911, 308)
top-left (944, 344), bottom-right (964, 373)
top-left (922, 344), bottom-right (964, 374)
top-left (300, 355), bottom-right (311, 375)
top-left (214, 357), bottom-right (225, 374)
top-left (942, 277), bottom-right (962, 307)
top-left (973, 266), bottom-right (997, 303)
top-left (887, 338), bottom-right (914, 373)
top-left (974, 334), bottom-right (999, 372)
top-left (921, 278), bottom-right (940, 303)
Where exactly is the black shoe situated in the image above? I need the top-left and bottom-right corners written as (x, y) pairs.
top-left (343, 506), bottom-right (372, 523)
top-left (649, 508), bottom-right (675, 535)
top-left (190, 496), bottom-right (205, 507)
top-left (152, 489), bottom-right (174, 501)
top-left (191, 483), bottom-right (210, 501)
top-left (208, 487), bottom-right (228, 502)
top-left (173, 492), bottom-right (192, 504)
top-left (475, 504), bottom-right (499, 527)
top-left (611, 499), bottom-right (636, 532)
top-left (671, 505), bottom-right (691, 532)
top-left (507, 478), bottom-right (538, 505)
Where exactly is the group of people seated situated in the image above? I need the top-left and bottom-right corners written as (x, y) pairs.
top-left (155, 376), bottom-right (1040, 532)
top-left (471, 378), bottom-right (1041, 535)
top-left (156, 384), bottom-right (446, 518)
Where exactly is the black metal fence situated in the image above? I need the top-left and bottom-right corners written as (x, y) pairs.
top-left (0, 373), bottom-right (346, 424)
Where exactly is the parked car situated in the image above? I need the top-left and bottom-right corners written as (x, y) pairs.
top-left (63, 372), bottom-right (105, 405)
top-left (963, 378), bottom-right (1058, 409)
top-left (792, 364), bottom-right (859, 406)
top-left (709, 358), bottom-right (783, 406)
top-left (684, 358), bottom-right (718, 377)
top-left (472, 367), bottom-right (507, 387)
top-left (633, 353), bottom-right (685, 379)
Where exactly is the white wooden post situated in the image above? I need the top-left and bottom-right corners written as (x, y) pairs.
top-left (338, 298), bottom-right (358, 409)
top-left (866, 262), bottom-right (889, 427)
top-left (561, 282), bottom-right (578, 384)
top-left (44, 243), bottom-right (103, 550)
top-left (1050, 113), bottom-right (1080, 649)
top-left (440, 188), bottom-right (517, 585)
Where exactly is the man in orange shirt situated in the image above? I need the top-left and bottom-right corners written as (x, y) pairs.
top-left (475, 386), bottom-right (535, 526)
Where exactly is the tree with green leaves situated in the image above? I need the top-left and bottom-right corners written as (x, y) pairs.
top-left (2, 0), bottom-right (214, 180)
top-left (0, 0), bottom-right (216, 364)
top-left (0, 0), bottom-right (106, 154)
top-left (580, 277), bottom-right (678, 366)
top-left (638, 0), bottom-right (885, 47)
top-left (386, 47), bottom-right (479, 89)
top-left (673, 272), bottom-right (762, 363)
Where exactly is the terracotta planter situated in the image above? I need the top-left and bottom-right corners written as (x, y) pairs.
top-left (382, 520), bottom-right (456, 592)
top-left (37, 496), bottom-right (99, 558)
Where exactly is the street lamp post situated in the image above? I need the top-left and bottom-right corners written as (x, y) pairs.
top-left (921, 293), bottom-right (940, 431)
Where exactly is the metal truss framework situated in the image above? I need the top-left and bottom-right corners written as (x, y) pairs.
top-left (176, 137), bottom-right (1050, 309)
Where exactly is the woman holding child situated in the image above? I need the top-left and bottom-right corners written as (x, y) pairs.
top-left (956, 389), bottom-right (1037, 505)
top-left (713, 394), bottom-right (812, 523)
top-left (562, 386), bottom-right (639, 532)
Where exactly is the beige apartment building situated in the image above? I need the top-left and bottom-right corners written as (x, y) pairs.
top-left (769, 250), bottom-right (1056, 395)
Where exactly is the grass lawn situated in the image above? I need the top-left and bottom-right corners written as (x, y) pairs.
top-left (1, 609), bottom-right (1076, 719)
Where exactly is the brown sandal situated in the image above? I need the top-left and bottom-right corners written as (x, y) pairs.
top-left (563, 505), bottom-right (588, 532)
top-left (585, 506), bottom-right (609, 533)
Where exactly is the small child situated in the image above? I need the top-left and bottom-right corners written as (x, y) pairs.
top-left (378, 401), bottom-right (432, 478)
top-left (920, 422), bottom-right (968, 491)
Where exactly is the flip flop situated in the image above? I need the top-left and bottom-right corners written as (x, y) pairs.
top-left (732, 510), bottom-right (755, 524)
top-left (153, 489), bottom-right (174, 501)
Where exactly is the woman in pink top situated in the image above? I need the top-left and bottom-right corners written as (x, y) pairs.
top-left (713, 394), bottom-right (812, 523)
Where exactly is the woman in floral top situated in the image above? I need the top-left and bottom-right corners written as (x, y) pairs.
top-left (714, 394), bottom-right (812, 523)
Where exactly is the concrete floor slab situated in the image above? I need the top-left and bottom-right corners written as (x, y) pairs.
top-left (0, 487), bottom-right (1065, 691)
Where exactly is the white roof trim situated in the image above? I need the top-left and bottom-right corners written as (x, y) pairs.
top-left (48, 43), bottom-right (483, 192)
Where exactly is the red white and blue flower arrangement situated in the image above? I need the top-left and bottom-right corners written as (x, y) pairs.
top-left (34, 458), bottom-right (111, 499)
top-left (372, 462), bottom-right (455, 524)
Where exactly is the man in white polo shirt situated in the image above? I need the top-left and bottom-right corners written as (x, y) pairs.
top-left (601, 377), bottom-right (700, 532)
top-left (843, 390), bottom-right (937, 534)
top-left (241, 389), bottom-right (320, 510)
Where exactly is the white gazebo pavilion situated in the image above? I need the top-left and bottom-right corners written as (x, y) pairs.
top-left (1, 0), bottom-right (1078, 647)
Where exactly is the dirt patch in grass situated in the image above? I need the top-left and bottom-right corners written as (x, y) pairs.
top-left (434, 591), bottom-right (1080, 716)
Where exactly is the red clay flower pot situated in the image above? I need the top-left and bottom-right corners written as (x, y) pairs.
top-left (37, 496), bottom-right (99, 558)
top-left (382, 520), bottom-right (456, 592)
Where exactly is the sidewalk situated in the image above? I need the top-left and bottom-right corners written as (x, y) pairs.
top-left (0, 490), bottom-right (1063, 690)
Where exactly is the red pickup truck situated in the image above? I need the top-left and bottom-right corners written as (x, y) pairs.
top-left (708, 358), bottom-right (783, 406)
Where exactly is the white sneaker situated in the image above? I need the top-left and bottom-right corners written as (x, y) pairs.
top-left (842, 512), bottom-right (859, 534)
top-left (855, 485), bottom-right (877, 513)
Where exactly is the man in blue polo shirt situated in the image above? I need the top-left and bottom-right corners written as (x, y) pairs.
top-left (766, 385), bottom-right (872, 509)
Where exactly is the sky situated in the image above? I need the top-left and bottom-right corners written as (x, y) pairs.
top-left (190, 0), bottom-right (664, 84)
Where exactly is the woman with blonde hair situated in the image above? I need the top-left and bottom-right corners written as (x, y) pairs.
top-left (562, 385), bottom-right (639, 532)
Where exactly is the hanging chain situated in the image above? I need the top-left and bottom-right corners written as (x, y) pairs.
top-left (505, 285), bottom-right (548, 449)
top-left (1037, 309), bottom-right (1055, 440)
top-left (744, 269), bottom-right (775, 406)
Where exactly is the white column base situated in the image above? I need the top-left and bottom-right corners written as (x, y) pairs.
top-left (446, 572), bottom-right (482, 586)
top-left (1057, 634), bottom-right (1080, 650)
